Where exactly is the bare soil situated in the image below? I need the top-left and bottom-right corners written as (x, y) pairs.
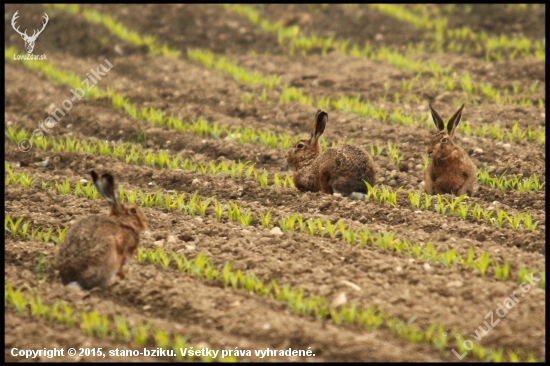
top-left (4, 3), bottom-right (546, 362)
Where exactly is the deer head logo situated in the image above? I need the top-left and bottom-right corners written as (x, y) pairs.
top-left (11, 10), bottom-right (49, 54)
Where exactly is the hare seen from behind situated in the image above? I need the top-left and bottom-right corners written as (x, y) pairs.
top-left (56, 171), bottom-right (148, 290)
top-left (424, 104), bottom-right (476, 197)
top-left (286, 110), bottom-right (376, 199)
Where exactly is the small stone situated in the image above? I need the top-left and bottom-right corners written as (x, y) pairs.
top-left (148, 182), bottom-right (154, 186)
top-left (66, 282), bottom-right (83, 290)
top-left (195, 217), bottom-right (203, 223)
top-left (79, 178), bottom-right (88, 185)
top-left (414, 210), bottom-right (422, 214)
top-left (153, 240), bottom-right (164, 247)
top-left (446, 280), bottom-right (463, 288)
top-left (262, 323), bottom-right (271, 330)
top-left (330, 292), bottom-right (347, 308)
top-left (423, 263), bottom-right (433, 271)
top-left (159, 213), bottom-right (168, 220)
top-left (270, 227), bottom-right (283, 236)
top-left (141, 231), bottom-right (153, 240)
top-left (191, 178), bottom-right (200, 186)
top-left (241, 229), bottom-right (252, 235)
top-left (395, 266), bottom-right (403, 272)
top-left (167, 235), bottom-right (178, 244)
top-left (415, 164), bottom-right (423, 170)
top-left (185, 245), bottom-right (196, 251)
top-left (374, 33), bottom-right (384, 41)
top-left (473, 148), bottom-right (483, 154)
top-left (143, 304), bottom-right (151, 311)
top-left (502, 143), bottom-right (511, 149)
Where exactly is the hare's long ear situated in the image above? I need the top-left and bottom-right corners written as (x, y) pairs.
top-left (429, 104), bottom-right (445, 131)
top-left (90, 171), bottom-right (123, 215)
top-left (311, 110), bottom-right (327, 142)
top-left (447, 104), bottom-right (464, 138)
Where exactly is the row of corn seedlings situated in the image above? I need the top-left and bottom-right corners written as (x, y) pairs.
top-left (43, 4), bottom-right (179, 58)
top-left (221, 4), bottom-right (546, 108)
top-left (5, 125), bottom-right (542, 231)
top-left (370, 4), bottom-right (545, 61)
top-left (460, 120), bottom-right (545, 144)
top-left (4, 45), bottom-right (357, 154)
top-left (6, 166), bottom-right (543, 287)
top-left (136, 247), bottom-right (538, 362)
top-left (1, 41), bottom-right (435, 170)
top-left (476, 170), bottom-right (545, 192)
top-left (30, 7), bottom-right (545, 146)
top-left (3, 48), bottom-right (299, 152)
top-left (187, 48), bottom-right (545, 144)
top-left (187, 48), bottom-right (279, 89)
top-left (4, 215), bottom-right (67, 245)
top-left (5, 124), bottom-right (542, 231)
top-left (406, 191), bottom-right (540, 230)
top-left (6, 104), bottom-right (544, 202)
top-left (5, 126), bottom-right (295, 189)
top-left (5, 208), bottom-right (538, 361)
top-left (4, 282), bottom-right (232, 361)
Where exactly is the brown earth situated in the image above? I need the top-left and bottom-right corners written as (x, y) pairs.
top-left (4, 3), bottom-right (546, 362)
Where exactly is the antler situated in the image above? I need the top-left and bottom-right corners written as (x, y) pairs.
top-left (29, 13), bottom-right (49, 40)
top-left (11, 10), bottom-right (29, 38)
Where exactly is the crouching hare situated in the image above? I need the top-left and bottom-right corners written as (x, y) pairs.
top-left (286, 110), bottom-right (376, 199)
top-left (424, 104), bottom-right (476, 196)
top-left (56, 171), bottom-right (148, 290)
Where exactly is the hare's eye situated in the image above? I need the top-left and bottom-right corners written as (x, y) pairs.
top-left (129, 208), bottom-right (137, 215)
top-left (442, 138), bottom-right (448, 143)
top-left (296, 143), bottom-right (305, 149)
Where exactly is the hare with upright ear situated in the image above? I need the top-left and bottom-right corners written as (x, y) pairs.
top-left (286, 110), bottom-right (376, 199)
top-left (424, 104), bottom-right (476, 197)
top-left (56, 171), bottom-right (148, 290)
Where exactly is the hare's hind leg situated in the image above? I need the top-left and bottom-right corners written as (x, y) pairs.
top-left (330, 175), bottom-right (366, 197)
top-left (318, 172), bottom-right (333, 194)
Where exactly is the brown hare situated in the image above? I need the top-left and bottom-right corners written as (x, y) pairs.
top-left (424, 104), bottom-right (476, 196)
top-left (56, 171), bottom-right (148, 290)
top-left (286, 110), bottom-right (376, 199)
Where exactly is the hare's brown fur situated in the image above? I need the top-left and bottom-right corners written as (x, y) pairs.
top-left (424, 104), bottom-right (476, 196)
top-left (56, 172), bottom-right (147, 289)
top-left (286, 110), bottom-right (376, 197)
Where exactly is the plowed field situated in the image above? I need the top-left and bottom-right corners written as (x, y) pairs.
top-left (5, 4), bottom-right (545, 362)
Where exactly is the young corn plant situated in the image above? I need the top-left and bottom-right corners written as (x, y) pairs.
top-left (408, 190), bottom-right (422, 209)
top-left (238, 210), bottom-right (253, 227)
top-left (213, 201), bottom-right (224, 221)
top-left (473, 252), bottom-right (492, 277)
top-left (386, 141), bottom-right (405, 166)
top-left (370, 141), bottom-right (384, 156)
top-left (522, 214), bottom-right (539, 230)
top-left (493, 260), bottom-right (510, 281)
top-left (433, 195), bottom-right (447, 215)
top-left (323, 220), bottom-right (339, 240)
top-left (422, 193), bottom-right (433, 211)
